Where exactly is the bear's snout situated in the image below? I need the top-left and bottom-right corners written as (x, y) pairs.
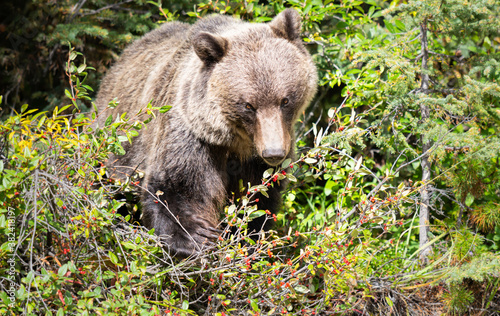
top-left (255, 108), bottom-right (290, 166)
top-left (262, 148), bottom-right (287, 166)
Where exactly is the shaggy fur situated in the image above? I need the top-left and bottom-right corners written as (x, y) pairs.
top-left (95, 9), bottom-right (317, 257)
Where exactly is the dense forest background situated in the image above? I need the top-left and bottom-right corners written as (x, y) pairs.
top-left (1, 0), bottom-right (499, 315)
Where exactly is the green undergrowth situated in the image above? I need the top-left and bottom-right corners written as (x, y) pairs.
top-left (0, 47), bottom-right (497, 316)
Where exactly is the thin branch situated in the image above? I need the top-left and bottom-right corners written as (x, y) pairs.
top-left (79, 0), bottom-right (134, 17)
top-left (418, 19), bottom-right (432, 262)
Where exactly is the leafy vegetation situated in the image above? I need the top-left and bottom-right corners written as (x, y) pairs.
top-left (1, 0), bottom-right (499, 315)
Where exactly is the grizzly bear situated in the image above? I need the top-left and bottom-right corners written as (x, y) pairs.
top-left (95, 9), bottom-right (317, 257)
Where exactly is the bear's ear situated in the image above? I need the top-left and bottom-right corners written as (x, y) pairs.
top-left (193, 32), bottom-right (229, 65)
top-left (269, 8), bottom-right (302, 42)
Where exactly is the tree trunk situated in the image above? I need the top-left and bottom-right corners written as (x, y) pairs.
top-left (419, 20), bottom-right (432, 262)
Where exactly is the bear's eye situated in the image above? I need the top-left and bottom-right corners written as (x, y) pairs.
top-left (281, 98), bottom-right (289, 107)
top-left (244, 103), bottom-right (255, 111)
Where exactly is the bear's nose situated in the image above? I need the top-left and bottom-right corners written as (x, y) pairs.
top-left (262, 148), bottom-right (286, 166)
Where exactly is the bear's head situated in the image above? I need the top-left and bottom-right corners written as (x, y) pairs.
top-left (187, 9), bottom-right (317, 166)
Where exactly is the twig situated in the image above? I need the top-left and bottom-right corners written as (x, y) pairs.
top-left (79, 0), bottom-right (134, 17)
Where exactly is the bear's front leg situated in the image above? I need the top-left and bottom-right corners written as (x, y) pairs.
top-left (141, 171), bottom-right (225, 258)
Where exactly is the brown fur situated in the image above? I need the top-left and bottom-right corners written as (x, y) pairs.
top-left (95, 9), bottom-right (317, 257)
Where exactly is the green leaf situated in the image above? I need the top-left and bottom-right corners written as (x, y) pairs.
top-left (31, 111), bottom-right (46, 122)
top-left (263, 168), bottom-right (274, 179)
top-left (2, 176), bottom-right (11, 188)
top-left (385, 21), bottom-right (396, 33)
top-left (227, 204), bottom-right (237, 215)
top-left (105, 114), bottom-right (113, 126)
top-left (328, 107), bottom-right (336, 118)
top-left (294, 284), bottom-right (310, 294)
top-left (122, 242), bottom-right (137, 250)
top-left (108, 251), bottom-right (118, 265)
top-left (385, 296), bottom-right (393, 307)
top-left (58, 264), bottom-right (68, 277)
top-left (307, 264), bottom-right (315, 275)
top-left (77, 64), bottom-right (86, 73)
top-left (26, 270), bottom-right (34, 283)
top-left (159, 105), bottom-right (172, 113)
top-left (37, 115), bottom-right (47, 128)
top-left (65, 89), bottom-right (73, 100)
top-left (368, 5), bottom-right (375, 17)
top-left (394, 19), bottom-right (406, 31)
top-left (77, 168), bottom-right (85, 178)
top-left (286, 173), bottom-right (297, 182)
top-left (181, 300), bottom-right (189, 310)
top-left (56, 105), bottom-right (72, 115)
top-left (324, 179), bottom-right (335, 196)
top-left (68, 261), bottom-right (76, 273)
top-left (250, 299), bottom-right (260, 312)
top-left (281, 158), bottom-right (292, 169)
top-left (465, 193), bottom-right (474, 207)
top-left (249, 210), bottom-right (266, 220)
top-left (304, 158), bottom-right (317, 164)
top-left (346, 69), bottom-right (361, 75)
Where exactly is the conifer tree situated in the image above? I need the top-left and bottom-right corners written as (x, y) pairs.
top-left (350, 0), bottom-right (500, 261)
